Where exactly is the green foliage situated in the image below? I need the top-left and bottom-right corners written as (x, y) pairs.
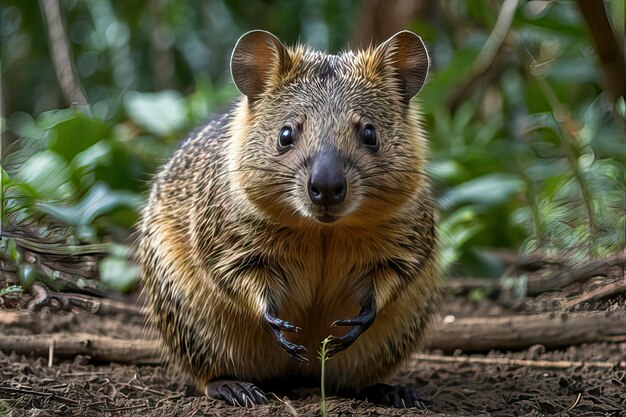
top-left (1, 0), bottom-right (624, 291)
top-left (99, 254), bottom-right (139, 293)
top-left (422, 1), bottom-right (625, 274)
top-left (0, 284), bottom-right (22, 298)
top-left (438, 207), bottom-right (483, 274)
top-left (2, 107), bottom-right (156, 291)
top-left (124, 90), bottom-right (188, 136)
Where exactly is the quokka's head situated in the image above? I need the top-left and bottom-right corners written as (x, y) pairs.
top-left (228, 30), bottom-right (430, 228)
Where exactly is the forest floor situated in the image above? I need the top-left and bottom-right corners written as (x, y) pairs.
top-left (1, 280), bottom-right (625, 417)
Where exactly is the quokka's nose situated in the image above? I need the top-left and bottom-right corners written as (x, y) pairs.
top-left (307, 151), bottom-right (347, 206)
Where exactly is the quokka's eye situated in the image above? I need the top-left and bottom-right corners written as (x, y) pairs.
top-left (277, 126), bottom-right (295, 152)
top-left (362, 124), bottom-right (379, 151)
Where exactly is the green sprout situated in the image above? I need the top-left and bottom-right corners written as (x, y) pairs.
top-left (318, 336), bottom-right (333, 417)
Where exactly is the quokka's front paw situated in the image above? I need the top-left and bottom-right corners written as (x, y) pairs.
top-left (262, 309), bottom-right (309, 364)
top-left (326, 295), bottom-right (376, 357)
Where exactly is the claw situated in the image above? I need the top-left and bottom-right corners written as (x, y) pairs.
top-left (206, 379), bottom-right (270, 407)
top-left (264, 313), bottom-right (302, 333)
top-left (358, 383), bottom-right (429, 409)
top-left (326, 295), bottom-right (376, 357)
top-left (263, 309), bottom-right (309, 364)
top-left (331, 316), bottom-right (368, 327)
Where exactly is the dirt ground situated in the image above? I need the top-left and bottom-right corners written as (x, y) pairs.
top-left (1, 294), bottom-right (625, 417)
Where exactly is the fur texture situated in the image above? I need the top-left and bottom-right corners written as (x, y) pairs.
top-left (139, 30), bottom-right (440, 393)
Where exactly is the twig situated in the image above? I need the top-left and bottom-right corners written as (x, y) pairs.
top-left (564, 279), bottom-right (626, 308)
top-left (65, 293), bottom-right (143, 316)
top-left (1, 276), bottom-right (139, 315)
top-left (48, 338), bottom-right (54, 368)
top-left (38, 0), bottom-right (88, 107)
top-left (26, 286), bottom-right (143, 316)
top-left (7, 234), bottom-right (111, 257)
top-left (268, 393), bottom-right (299, 417)
top-left (28, 282), bottom-right (70, 311)
top-left (563, 393), bottom-right (582, 414)
top-left (99, 403), bottom-right (150, 413)
top-left (0, 385), bottom-right (80, 406)
top-left (535, 76), bottom-right (597, 250)
top-left (0, 310), bottom-right (79, 333)
top-left (412, 353), bottom-right (619, 370)
top-left (470, 0), bottom-right (518, 76)
top-left (117, 381), bottom-right (182, 400)
top-left (447, 0), bottom-right (518, 110)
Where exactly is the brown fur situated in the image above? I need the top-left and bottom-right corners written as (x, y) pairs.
top-left (138, 30), bottom-right (440, 393)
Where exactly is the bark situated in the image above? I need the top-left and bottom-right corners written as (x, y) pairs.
top-left (575, 0), bottom-right (626, 101)
top-left (1, 311), bottom-right (625, 362)
top-left (526, 257), bottom-right (626, 296)
top-left (350, 0), bottom-right (432, 48)
top-left (563, 280), bottom-right (626, 309)
top-left (445, 256), bottom-right (626, 297)
top-left (0, 332), bottom-right (160, 364)
top-left (411, 353), bottom-right (618, 370)
top-left (426, 311), bottom-right (626, 353)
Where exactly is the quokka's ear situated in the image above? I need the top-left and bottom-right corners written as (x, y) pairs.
top-left (230, 30), bottom-right (292, 101)
top-left (376, 31), bottom-right (430, 105)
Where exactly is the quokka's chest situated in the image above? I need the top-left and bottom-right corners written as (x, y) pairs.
top-left (275, 258), bottom-right (366, 358)
top-left (267, 235), bottom-right (377, 324)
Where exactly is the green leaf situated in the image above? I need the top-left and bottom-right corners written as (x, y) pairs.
top-left (452, 101), bottom-right (475, 134)
top-left (124, 90), bottom-right (188, 136)
top-left (36, 182), bottom-right (143, 226)
top-left (18, 263), bottom-right (36, 291)
top-left (8, 112), bottom-right (47, 140)
top-left (37, 108), bottom-right (77, 130)
top-left (99, 255), bottom-right (139, 292)
top-left (427, 160), bottom-right (469, 182)
top-left (70, 140), bottom-right (113, 189)
top-left (444, 174), bottom-right (524, 207)
top-left (438, 207), bottom-right (484, 272)
top-left (15, 151), bottom-right (75, 200)
top-left (49, 111), bottom-right (112, 161)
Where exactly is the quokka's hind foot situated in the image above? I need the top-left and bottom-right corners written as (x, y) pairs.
top-left (358, 383), bottom-right (429, 409)
top-left (205, 379), bottom-right (269, 407)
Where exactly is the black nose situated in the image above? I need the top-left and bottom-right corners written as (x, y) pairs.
top-left (308, 151), bottom-right (347, 206)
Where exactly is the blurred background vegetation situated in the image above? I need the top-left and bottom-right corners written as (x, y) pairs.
top-left (1, 0), bottom-right (624, 294)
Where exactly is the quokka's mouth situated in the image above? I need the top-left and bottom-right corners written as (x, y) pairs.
top-left (314, 213), bottom-right (340, 224)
